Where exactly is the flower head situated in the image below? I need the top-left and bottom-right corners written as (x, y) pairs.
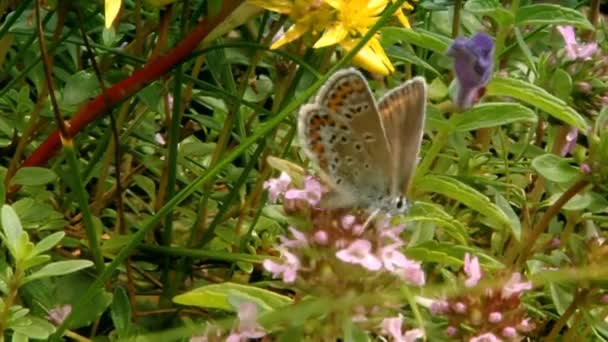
top-left (557, 25), bottom-right (597, 61)
top-left (263, 172), bottom-right (292, 203)
top-left (284, 176), bottom-right (323, 205)
top-left (463, 253), bottom-right (482, 287)
top-left (501, 272), bottom-right (532, 299)
top-left (469, 332), bottom-right (502, 342)
top-left (226, 302), bottom-right (266, 342)
top-left (560, 127), bottom-right (579, 156)
top-left (263, 248), bottom-right (300, 283)
top-left (380, 315), bottom-right (424, 342)
top-left (47, 304), bottom-right (72, 326)
top-left (447, 32), bottom-right (495, 109)
top-left (336, 239), bottom-right (382, 270)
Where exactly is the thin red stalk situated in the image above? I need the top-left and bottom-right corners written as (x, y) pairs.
top-left (20, 0), bottom-right (240, 169)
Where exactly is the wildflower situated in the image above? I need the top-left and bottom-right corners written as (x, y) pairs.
top-left (517, 318), bottom-right (534, 332)
top-left (336, 239), bottom-right (382, 270)
top-left (263, 248), bottom-right (300, 283)
top-left (342, 215), bottom-right (356, 229)
top-left (581, 162), bottom-right (591, 174)
top-left (263, 172), bottom-right (292, 203)
top-left (279, 226), bottom-right (308, 248)
top-left (313, 230), bottom-right (329, 244)
top-left (391, 0), bottom-right (417, 28)
top-left (470, 332), bottom-right (502, 342)
top-left (557, 26), bottom-right (597, 61)
top-left (501, 273), bottom-right (532, 299)
top-left (501, 326), bottom-right (516, 338)
top-left (379, 243), bottom-right (425, 284)
top-left (447, 33), bottom-right (495, 109)
top-left (381, 315), bottom-right (424, 342)
top-left (453, 302), bottom-right (467, 314)
top-left (226, 302), bottom-right (266, 342)
top-left (429, 299), bottom-right (450, 315)
top-left (463, 253), bottom-right (482, 287)
top-left (446, 326), bottom-right (457, 337)
top-left (284, 176), bottom-right (323, 205)
top-left (560, 127), bottom-right (578, 156)
top-left (488, 312), bottom-right (503, 323)
top-left (47, 304), bottom-right (72, 326)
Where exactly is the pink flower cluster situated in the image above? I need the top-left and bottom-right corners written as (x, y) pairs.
top-left (428, 254), bottom-right (534, 341)
top-left (262, 172), bottom-right (425, 286)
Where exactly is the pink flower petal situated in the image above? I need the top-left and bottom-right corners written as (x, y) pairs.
top-left (336, 239), bottom-right (382, 271)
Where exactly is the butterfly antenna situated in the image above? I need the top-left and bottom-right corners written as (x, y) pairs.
top-left (362, 208), bottom-right (381, 230)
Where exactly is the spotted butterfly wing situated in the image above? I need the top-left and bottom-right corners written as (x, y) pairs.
top-left (298, 68), bottom-right (392, 209)
top-left (377, 77), bottom-right (427, 198)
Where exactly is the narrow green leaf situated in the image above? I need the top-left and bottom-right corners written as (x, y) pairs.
top-left (381, 27), bottom-right (451, 53)
top-left (173, 282), bottom-right (292, 312)
top-left (531, 153), bottom-right (581, 183)
top-left (24, 260), bottom-right (94, 283)
top-left (453, 102), bottom-right (537, 131)
top-left (486, 77), bottom-right (588, 132)
top-left (32, 232), bottom-right (65, 256)
top-left (10, 167), bottom-right (58, 186)
top-left (515, 4), bottom-right (593, 29)
top-left (111, 287), bottom-right (132, 338)
top-left (495, 194), bottom-right (522, 241)
top-left (416, 175), bottom-right (511, 227)
top-left (465, 0), bottom-right (514, 27)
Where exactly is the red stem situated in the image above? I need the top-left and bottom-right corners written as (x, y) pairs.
top-left (21, 1), bottom-right (239, 168)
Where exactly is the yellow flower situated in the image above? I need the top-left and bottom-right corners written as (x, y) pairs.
top-left (249, 0), bottom-right (410, 75)
top-left (391, 0), bottom-right (417, 28)
top-left (248, 0), bottom-right (333, 49)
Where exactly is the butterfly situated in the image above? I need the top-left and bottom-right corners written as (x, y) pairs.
top-left (298, 68), bottom-right (427, 215)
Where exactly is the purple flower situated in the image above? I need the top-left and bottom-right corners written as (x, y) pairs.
top-left (226, 302), bottom-right (266, 342)
top-left (429, 299), bottom-right (450, 315)
top-left (279, 226), bottom-right (308, 248)
top-left (464, 253), bottom-right (482, 287)
top-left (47, 304), bottom-right (72, 326)
top-left (446, 326), bottom-right (457, 337)
top-left (557, 26), bottom-right (597, 60)
top-left (469, 332), bottom-right (502, 342)
top-left (263, 172), bottom-right (292, 203)
top-left (501, 326), bottom-right (517, 338)
top-left (263, 248), bottom-right (300, 283)
top-left (560, 127), bottom-right (578, 156)
top-left (379, 244), bottom-right (425, 285)
top-left (501, 272), bottom-right (532, 299)
top-left (453, 302), bottom-right (467, 314)
top-left (580, 162), bottom-right (591, 174)
top-left (284, 176), bottom-right (323, 206)
top-left (447, 33), bottom-right (495, 109)
top-left (488, 311), bottom-right (503, 323)
top-left (313, 230), bottom-right (329, 245)
top-left (336, 239), bottom-right (382, 271)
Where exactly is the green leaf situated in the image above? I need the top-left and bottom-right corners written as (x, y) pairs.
top-left (32, 232), bottom-right (65, 256)
top-left (531, 154), bottom-right (581, 183)
top-left (406, 241), bottom-right (504, 269)
top-left (10, 167), bottom-right (58, 187)
top-left (464, 0), bottom-right (514, 27)
top-left (515, 4), bottom-right (593, 29)
top-left (173, 282), bottom-right (292, 312)
top-left (24, 260), bottom-right (94, 283)
top-left (495, 194), bottom-right (522, 241)
top-left (10, 316), bottom-right (55, 339)
top-left (416, 175), bottom-right (511, 227)
top-left (452, 102), bottom-right (537, 131)
top-left (1, 204), bottom-right (24, 258)
top-left (380, 27), bottom-right (451, 53)
top-left (552, 69), bottom-right (573, 102)
top-left (62, 71), bottom-right (99, 106)
top-left (111, 287), bottom-right (132, 338)
top-left (486, 77), bottom-right (588, 132)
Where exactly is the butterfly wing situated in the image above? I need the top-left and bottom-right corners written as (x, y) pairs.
top-left (377, 76), bottom-right (427, 197)
top-left (298, 68), bottom-right (392, 208)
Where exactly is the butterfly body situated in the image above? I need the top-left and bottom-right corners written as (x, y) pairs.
top-left (298, 68), bottom-right (427, 215)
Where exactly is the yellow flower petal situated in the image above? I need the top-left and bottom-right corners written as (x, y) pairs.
top-left (247, 0), bottom-right (293, 14)
top-left (105, 0), bottom-right (121, 29)
top-left (394, 10), bottom-right (411, 28)
top-left (341, 39), bottom-right (394, 75)
top-left (324, 0), bottom-right (344, 10)
top-left (270, 24), bottom-right (309, 49)
top-left (314, 24), bottom-right (348, 48)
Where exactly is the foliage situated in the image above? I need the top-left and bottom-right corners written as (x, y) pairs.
top-left (0, 0), bottom-right (607, 341)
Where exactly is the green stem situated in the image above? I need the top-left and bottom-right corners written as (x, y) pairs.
top-left (64, 142), bottom-right (105, 273)
top-left (416, 129), bottom-right (448, 178)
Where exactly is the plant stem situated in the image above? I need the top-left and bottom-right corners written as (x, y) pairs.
top-left (451, 0), bottom-right (462, 38)
top-left (518, 178), bottom-right (590, 266)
